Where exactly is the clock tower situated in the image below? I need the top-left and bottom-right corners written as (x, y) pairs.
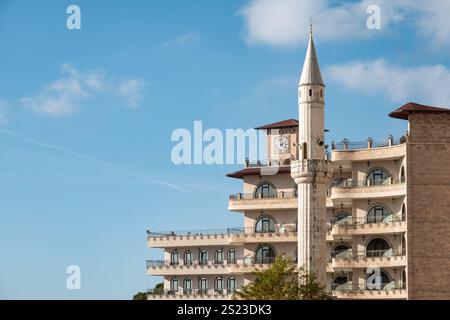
top-left (291, 23), bottom-right (333, 286)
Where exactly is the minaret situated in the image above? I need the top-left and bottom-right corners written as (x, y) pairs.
top-left (291, 23), bottom-right (333, 287)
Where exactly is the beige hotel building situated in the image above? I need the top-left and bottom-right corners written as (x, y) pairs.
top-left (146, 29), bottom-right (450, 300)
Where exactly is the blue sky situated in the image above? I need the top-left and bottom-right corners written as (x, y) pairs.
top-left (1, 0), bottom-right (450, 299)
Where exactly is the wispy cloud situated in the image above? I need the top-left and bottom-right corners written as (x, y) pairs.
top-left (0, 128), bottom-right (188, 193)
top-left (119, 79), bottom-right (146, 109)
top-left (162, 30), bottom-right (201, 47)
top-left (325, 59), bottom-right (450, 106)
top-left (238, 0), bottom-right (450, 47)
top-left (20, 64), bottom-right (146, 117)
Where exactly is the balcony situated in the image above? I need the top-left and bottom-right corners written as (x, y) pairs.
top-left (328, 250), bottom-right (406, 270)
top-left (328, 179), bottom-right (406, 201)
top-left (147, 289), bottom-right (236, 300)
top-left (332, 284), bottom-right (407, 300)
top-left (147, 226), bottom-right (297, 248)
top-left (147, 257), bottom-right (293, 276)
top-left (327, 216), bottom-right (406, 238)
top-left (228, 191), bottom-right (297, 211)
top-left (331, 137), bottom-right (406, 162)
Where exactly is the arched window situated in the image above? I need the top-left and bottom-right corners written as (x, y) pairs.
top-left (367, 205), bottom-right (391, 223)
top-left (332, 275), bottom-right (348, 291)
top-left (170, 277), bottom-right (179, 293)
top-left (227, 249), bottom-right (236, 264)
top-left (198, 277), bottom-right (208, 294)
top-left (400, 166), bottom-right (405, 183)
top-left (255, 216), bottom-right (276, 233)
top-left (283, 159), bottom-right (291, 166)
top-left (214, 277), bottom-right (223, 294)
top-left (254, 183), bottom-right (277, 199)
top-left (228, 277), bottom-right (236, 293)
top-left (366, 238), bottom-right (391, 257)
top-left (366, 168), bottom-right (389, 185)
top-left (332, 244), bottom-right (351, 259)
top-left (214, 249), bottom-right (224, 264)
top-left (366, 269), bottom-right (393, 290)
top-left (255, 245), bottom-right (276, 264)
top-left (183, 278), bottom-right (192, 294)
top-left (199, 250), bottom-right (208, 265)
top-left (331, 177), bottom-right (346, 188)
top-left (331, 212), bottom-right (352, 225)
top-left (184, 250), bottom-right (192, 265)
top-left (170, 250), bottom-right (179, 265)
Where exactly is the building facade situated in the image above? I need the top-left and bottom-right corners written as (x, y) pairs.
top-left (146, 29), bottom-right (450, 300)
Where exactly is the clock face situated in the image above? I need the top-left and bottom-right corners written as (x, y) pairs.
top-left (275, 136), bottom-right (289, 154)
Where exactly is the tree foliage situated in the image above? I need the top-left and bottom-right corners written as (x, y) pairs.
top-left (235, 257), bottom-right (331, 300)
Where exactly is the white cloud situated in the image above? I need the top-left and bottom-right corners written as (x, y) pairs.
top-left (325, 59), bottom-right (450, 106)
top-left (20, 64), bottom-right (146, 117)
top-left (238, 0), bottom-right (450, 47)
top-left (0, 99), bottom-right (10, 124)
top-left (119, 79), bottom-right (146, 109)
top-left (162, 30), bottom-right (200, 47)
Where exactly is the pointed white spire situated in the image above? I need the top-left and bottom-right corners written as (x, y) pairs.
top-left (299, 22), bottom-right (323, 86)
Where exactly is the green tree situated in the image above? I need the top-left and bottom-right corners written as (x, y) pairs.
top-left (132, 292), bottom-right (147, 300)
top-left (235, 257), bottom-right (330, 300)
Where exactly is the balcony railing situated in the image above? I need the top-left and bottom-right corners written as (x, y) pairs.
top-left (331, 178), bottom-right (399, 188)
top-left (329, 249), bottom-right (405, 261)
top-left (147, 288), bottom-right (237, 297)
top-left (331, 282), bottom-right (404, 292)
top-left (147, 226), bottom-right (297, 239)
top-left (327, 215), bottom-right (405, 229)
top-left (229, 191), bottom-right (297, 200)
top-left (331, 136), bottom-right (405, 151)
top-left (147, 256), bottom-right (289, 269)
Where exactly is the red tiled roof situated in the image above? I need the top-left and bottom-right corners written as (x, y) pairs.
top-left (389, 102), bottom-right (450, 120)
top-left (255, 119), bottom-right (299, 130)
top-left (226, 166), bottom-right (291, 179)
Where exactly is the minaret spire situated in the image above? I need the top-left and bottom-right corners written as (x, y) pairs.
top-left (300, 21), bottom-right (323, 86)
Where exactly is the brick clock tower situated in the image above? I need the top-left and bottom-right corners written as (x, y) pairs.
top-left (291, 24), bottom-right (333, 286)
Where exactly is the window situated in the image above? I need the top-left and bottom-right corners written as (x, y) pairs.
top-left (214, 277), bottom-right (223, 293)
top-left (255, 216), bottom-right (276, 233)
top-left (366, 168), bottom-right (389, 185)
top-left (294, 185), bottom-right (298, 197)
top-left (184, 250), bottom-right (192, 265)
top-left (227, 249), bottom-right (236, 264)
top-left (199, 250), bottom-right (208, 265)
top-left (331, 212), bottom-right (351, 225)
top-left (332, 276), bottom-right (348, 291)
top-left (400, 166), bottom-right (405, 183)
top-left (320, 90), bottom-right (323, 97)
top-left (214, 249), bottom-right (224, 264)
top-left (309, 89), bottom-right (312, 97)
top-left (198, 277), bottom-right (208, 294)
top-left (366, 238), bottom-right (391, 257)
top-left (366, 270), bottom-right (392, 290)
top-left (228, 277), bottom-right (236, 293)
top-left (184, 278), bottom-right (192, 294)
top-left (170, 250), bottom-right (179, 265)
top-left (170, 277), bottom-right (179, 293)
top-left (254, 183), bottom-right (277, 198)
top-left (255, 245), bottom-right (276, 264)
top-left (401, 204), bottom-right (406, 221)
top-left (367, 205), bottom-right (391, 223)
top-left (283, 159), bottom-right (291, 166)
top-left (332, 244), bottom-right (351, 259)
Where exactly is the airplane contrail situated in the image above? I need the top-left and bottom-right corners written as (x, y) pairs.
top-left (0, 128), bottom-right (189, 193)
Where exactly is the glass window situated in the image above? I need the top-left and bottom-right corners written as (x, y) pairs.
top-left (198, 278), bottom-right (208, 294)
top-left (214, 277), bottom-right (223, 293)
top-left (254, 183), bottom-right (277, 198)
top-left (228, 277), bottom-right (236, 293)
top-left (331, 245), bottom-right (351, 259)
top-left (255, 245), bottom-right (276, 264)
top-left (255, 216), bottom-right (276, 233)
top-left (214, 249), bottom-right (224, 264)
top-left (184, 278), bottom-right (192, 294)
top-left (366, 270), bottom-right (392, 290)
top-left (170, 250), bottom-right (179, 265)
top-left (366, 168), bottom-right (389, 185)
top-left (184, 250), bottom-right (192, 265)
top-left (199, 250), bottom-right (208, 265)
top-left (331, 212), bottom-right (351, 225)
top-left (170, 277), bottom-right (178, 293)
top-left (366, 238), bottom-right (391, 257)
top-left (227, 249), bottom-right (236, 264)
top-left (367, 206), bottom-right (391, 223)
top-left (332, 276), bottom-right (348, 291)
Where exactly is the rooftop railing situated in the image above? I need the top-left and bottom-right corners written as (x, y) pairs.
top-left (331, 135), bottom-right (406, 151)
top-left (147, 225), bottom-right (297, 239)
